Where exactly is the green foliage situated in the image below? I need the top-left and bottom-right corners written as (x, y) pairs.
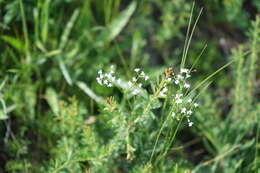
top-left (0, 0), bottom-right (259, 173)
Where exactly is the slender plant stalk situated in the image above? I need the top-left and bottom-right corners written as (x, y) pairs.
top-left (19, 0), bottom-right (30, 61)
top-left (255, 117), bottom-right (259, 171)
top-left (156, 118), bottom-right (183, 163)
top-left (181, 8), bottom-right (203, 69)
top-left (188, 60), bottom-right (234, 96)
top-left (233, 46), bottom-right (244, 118)
top-left (149, 113), bottom-right (171, 163)
top-left (190, 43), bottom-right (207, 71)
top-left (181, 2), bottom-right (194, 69)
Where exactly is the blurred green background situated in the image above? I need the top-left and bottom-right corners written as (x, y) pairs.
top-left (0, 0), bottom-right (259, 172)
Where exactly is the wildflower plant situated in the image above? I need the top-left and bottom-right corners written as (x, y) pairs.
top-left (96, 65), bottom-right (201, 167)
top-left (92, 4), bottom-right (235, 168)
top-left (2, 0), bottom-right (258, 172)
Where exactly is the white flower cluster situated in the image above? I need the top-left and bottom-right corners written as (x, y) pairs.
top-left (96, 66), bottom-right (199, 127)
top-left (171, 93), bottom-right (199, 127)
top-left (128, 68), bottom-right (149, 95)
top-left (159, 87), bottom-right (168, 97)
top-left (134, 68), bottom-right (149, 81)
top-left (96, 66), bottom-right (118, 87)
top-left (96, 67), bottom-right (149, 96)
top-left (174, 68), bottom-right (191, 88)
top-left (157, 68), bottom-right (192, 98)
top-left (158, 68), bottom-right (191, 97)
top-left (166, 68), bottom-right (198, 127)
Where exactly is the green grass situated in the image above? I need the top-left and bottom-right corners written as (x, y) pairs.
top-left (0, 0), bottom-right (259, 173)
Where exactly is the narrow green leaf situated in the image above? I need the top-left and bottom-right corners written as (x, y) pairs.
top-left (59, 60), bottom-right (73, 86)
top-left (189, 60), bottom-right (234, 95)
top-left (1, 36), bottom-right (25, 52)
top-left (18, 0), bottom-right (30, 60)
top-left (41, 0), bottom-right (50, 43)
top-left (59, 9), bottom-right (79, 50)
top-left (45, 88), bottom-right (59, 116)
top-left (97, 1), bottom-right (136, 46)
top-left (0, 110), bottom-right (8, 120)
top-left (0, 77), bottom-right (7, 91)
top-left (0, 98), bottom-right (7, 120)
top-left (77, 81), bottom-right (104, 104)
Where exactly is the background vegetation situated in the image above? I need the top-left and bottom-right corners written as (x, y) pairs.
top-left (0, 0), bottom-right (259, 172)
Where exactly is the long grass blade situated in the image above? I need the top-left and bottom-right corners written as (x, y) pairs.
top-left (59, 60), bottom-right (73, 86)
top-left (77, 81), bottom-right (104, 104)
top-left (181, 2), bottom-right (194, 68)
top-left (189, 60), bottom-right (234, 95)
top-left (182, 7), bottom-right (203, 68)
top-left (18, 0), bottom-right (30, 60)
top-left (59, 9), bottom-right (79, 50)
top-left (190, 43), bottom-right (207, 71)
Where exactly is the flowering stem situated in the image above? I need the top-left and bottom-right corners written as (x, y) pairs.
top-left (134, 77), bottom-right (166, 124)
top-left (149, 113), bottom-right (169, 163)
top-left (153, 77), bottom-right (166, 97)
top-left (156, 117), bottom-right (183, 163)
top-left (149, 108), bottom-right (173, 163)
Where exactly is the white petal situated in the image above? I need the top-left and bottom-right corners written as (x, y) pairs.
top-left (134, 68), bottom-right (140, 72)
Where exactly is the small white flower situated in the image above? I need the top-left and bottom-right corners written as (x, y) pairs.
top-left (138, 83), bottom-right (142, 88)
top-left (187, 110), bottom-right (192, 115)
top-left (187, 98), bottom-right (192, 103)
top-left (97, 78), bottom-right (102, 85)
top-left (188, 122), bottom-right (193, 127)
top-left (162, 87), bottom-right (168, 93)
top-left (167, 77), bottom-right (172, 82)
top-left (177, 74), bottom-right (184, 80)
top-left (175, 94), bottom-right (183, 99)
top-left (99, 74), bottom-right (104, 79)
top-left (111, 76), bottom-right (116, 82)
top-left (132, 89), bottom-right (140, 95)
top-left (144, 75), bottom-right (149, 81)
top-left (96, 68), bottom-right (118, 88)
top-left (176, 98), bottom-right (182, 104)
top-left (134, 68), bottom-right (140, 72)
top-left (175, 80), bottom-right (180, 84)
top-left (128, 81), bottom-right (132, 87)
top-left (106, 73), bottom-right (112, 79)
top-left (181, 108), bottom-right (187, 114)
top-left (181, 68), bottom-right (189, 73)
top-left (194, 103), bottom-right (199, 107)
top-left (184, 83), bottom-right (190, 89)
top-left (159, 92), bottom-right (165, 97)
top-left (171, 112), bottom-right (176, 117)
top-left (186, 74), bottom-right (191, 78)
top-left (140, 71), bottom-right (145, 76)
top-left (132, 77), bottom-right (137, 82)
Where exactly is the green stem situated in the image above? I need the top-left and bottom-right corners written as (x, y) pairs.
top-left (156, 118), bottom-right (183, 164)
top-left (149, 114), bottom-right (171, 163)
top-left (19, 0), bottom-right (30, 61)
